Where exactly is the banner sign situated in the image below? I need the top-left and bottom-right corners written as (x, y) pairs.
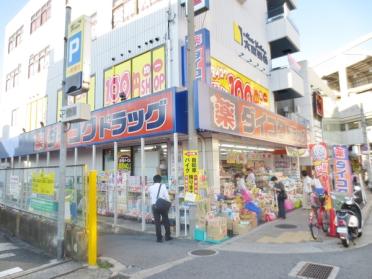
top-left (32, 172), bottom-right (55, 196)
top-left (211, 58), bottom-right (270, 108)
top-left (104, 46), bottom-right (166, 106)
top-left (285, 146), bottom-right (309, 157)
top-left (332, 145), bottom-right (353, 193)
top-left (196, 82), bottom-right (307, 147)
top-left (0, 89), bottom-right (187, 158)
top-left (30, 198), bottom-right (57, 214)
top-left (309, 143), bottom-right (331, 193)
top-left (183, 150), bottom-right (199, 194)
top-left (180, 0), bottom-right (209, 15)
top-left (182, 28), bottom-right (211, 85)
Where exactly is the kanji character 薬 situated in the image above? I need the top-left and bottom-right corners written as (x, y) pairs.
top-left (211, 95), bottom-right (236, 130)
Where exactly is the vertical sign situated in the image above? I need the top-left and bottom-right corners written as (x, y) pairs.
top-left (309, 143), bottom-right (331, 193)
top-left (152, 47), bottom-right (166, 93)
top-left (332, 145), bottom-right (353, 194)
top-left (180, 0), bottom-right (209, 15)
top-left (65, 16), bottom-right (91, 96)
top-left (183, 150), bottom-right (199, 194)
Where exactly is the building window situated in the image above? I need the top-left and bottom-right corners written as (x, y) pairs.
top-left (11, 108), bottom-right (19, 127)
top-left (112, 0), bottom-right (142, 29)
top-left (366, 118), bottom-right (372, 127)
top-left (348, 121), bottom-right (360, 130)
top-left (8, 26), bottom-right (23, 53)
top-left (26, 97), bottom-right (47, 131)
top-left (5, 65), bottom-right (21, 91)
top-left (28, 46), bottom-right (50, 78)
top-left (30, 0), bottom-right (51, 34)
top-left (340, 123), bottom-right (346, 131)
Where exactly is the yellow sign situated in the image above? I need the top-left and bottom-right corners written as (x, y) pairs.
top-left (104, 46), bottom-right (166, 106)
top-left (32, 172), bottom-right (55, 196)
top-left (233, 22), bottom-right (242, 45)
top-left (183, 150), bottom-right (199, 176)
top-left (211, 58), bottom-right (270, 108)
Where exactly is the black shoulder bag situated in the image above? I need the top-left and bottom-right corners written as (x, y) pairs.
top-left (154, 184), bottom-right (171, 211)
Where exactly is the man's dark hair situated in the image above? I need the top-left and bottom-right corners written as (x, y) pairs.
top-left (153, 174), bottom-right (162, 183)
top-left (301, 170), bottom-right (308, 177)
top-left (270, 176), bottom-right (278, 182)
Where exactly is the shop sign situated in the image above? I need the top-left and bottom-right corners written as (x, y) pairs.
top-left (285, 146), bottom-right (309, 157)
top-left (118, 154), bottom-right (131, 171)
top-left (30, 198), bottom-right (57, 213)
top-left (182, 28), bottom-right (211, 85)
top-left (31, 172), bottom-right (55, 196)
top-left (233, 22), bottom-right (268, 66)
top-left (211, 58), bottom-right (270, 108)
top-left (180, 0), bottom-right (209, 15)
top-left (332, 145), bottom-right (353, 194)
top-left (313, 92), bottom-right (324, 118)
top-left (309, 143), bottom-right (331, 193)
top-left (0, 89), bottom-right (188, 158)
top-left (196, 82), bottom-right (307, 147)
top-left (104, 46), bottom-right (166, 106)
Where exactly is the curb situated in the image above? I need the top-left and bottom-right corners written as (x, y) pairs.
top-left (5, 260), bottom-right (72, 279)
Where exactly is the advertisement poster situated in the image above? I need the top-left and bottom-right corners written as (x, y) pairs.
top-left (309, 143), bottom-right (331, 193)
top-left (183, 150), bottom-right (199, 195)
top-left (132, 51), bottom-right (152, 98)
top-left (9, 175), bottom-right (20, 199)
top-left (118, 154), bottom-right (131, 171)
top-left (31, 172), bottom-right (55, 196)
top-left (104, 46), bottom-right (166, 106)
top-left (332, 145), bottom-right (353, 194)
top-left (104, 61), bottom-right (131, 106)
top-left (211, 58), bottom-right (270, 108)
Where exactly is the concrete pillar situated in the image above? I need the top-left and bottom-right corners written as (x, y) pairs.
top-left (338, 66), bottom-right (348, 98)
top-left (204, 137), bottom-right (220, 195)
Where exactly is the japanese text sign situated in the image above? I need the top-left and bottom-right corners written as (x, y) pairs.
top-left (309, 143), bottom-right (331, 193)
top-left (183, 150), bottom-right (199, 176)
top-left (196, 82), bottom-right (307, 147)
top-left (332, 145), bottom-right (353, 194)
top-left (211, 58), bottom-right (270, 108)
top-left (104, 46), bottom-right (166, 106)
top-left (180, 0), bottom-right (209, 15)
top-left (32, 172), bottom-right (55, 196)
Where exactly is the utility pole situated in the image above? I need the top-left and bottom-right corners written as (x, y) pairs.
top-left (186, 0), bottom-right (197, 239)
top-left (186, 0), bottom-right (197, 151)
top-left (57, 3), bottom-right (71, 260)
top-left (360, 104), bottom-right (372, 189)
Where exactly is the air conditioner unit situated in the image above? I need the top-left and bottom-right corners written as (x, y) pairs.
top-left (61, 103), bottom-right (91, 123)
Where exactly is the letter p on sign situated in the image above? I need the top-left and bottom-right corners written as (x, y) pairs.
top-left (67, 32), bottom-right (82, 67)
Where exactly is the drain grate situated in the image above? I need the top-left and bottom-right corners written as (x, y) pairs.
top-left (189, 249), bottom-right (217, 256)
top-left (289, 261), bottom-right (339, 279)
top-left (275, 224), bottom-right (297, 229)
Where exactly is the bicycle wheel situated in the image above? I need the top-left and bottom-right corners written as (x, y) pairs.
top-left (309, 213), bottom-right (320, 240)
top-left (321, 210), bottom-right (330, 233)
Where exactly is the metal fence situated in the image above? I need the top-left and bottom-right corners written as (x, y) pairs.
top-left (0, 165), bottom-right (87, 227)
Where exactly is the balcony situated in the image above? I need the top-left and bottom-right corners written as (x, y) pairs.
top-left (270, 67), bottom-right (304, 101)
top-left (267, 0), bottom-right (297, 11)
top-left (266, 7), bottom-right (300, 59)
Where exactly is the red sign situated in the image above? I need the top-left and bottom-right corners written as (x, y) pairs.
top-left (196, 84), bottom-right (307, 147)
top-left (33, 90), bottom-right (176, 152)
top-left (309, 143), bottom-right (331, 193)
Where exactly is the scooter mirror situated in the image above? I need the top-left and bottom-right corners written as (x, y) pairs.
top-left (354, 186), bottom-right (361, 192)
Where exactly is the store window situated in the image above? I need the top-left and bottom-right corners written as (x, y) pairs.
top-left (30, 0), bottom-right (51, 34)
top-left (8, 26), bottom-right (23, 53)
top-left (347, 121), bottom-right (360, 130)
top-left (26, 97), bottom-right (47, 131)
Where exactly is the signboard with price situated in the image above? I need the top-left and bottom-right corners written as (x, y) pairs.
top-left (183, 150), bottom-right (199, 195)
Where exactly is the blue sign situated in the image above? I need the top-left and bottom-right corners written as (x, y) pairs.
top-left (67, 31), bottom-right (82, 67)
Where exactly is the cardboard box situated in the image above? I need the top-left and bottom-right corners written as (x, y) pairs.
top-left (206, 216), bottom-right (227, 241)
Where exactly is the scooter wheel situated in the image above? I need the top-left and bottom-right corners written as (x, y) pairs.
top-left (342, 238), bottom-right (350, 248)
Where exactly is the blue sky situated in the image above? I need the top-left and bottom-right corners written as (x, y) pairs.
top-left (0, 0), bottom-right (371, 77)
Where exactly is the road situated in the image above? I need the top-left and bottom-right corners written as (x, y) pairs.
top-left (0, 233), bottom-right (50, 278)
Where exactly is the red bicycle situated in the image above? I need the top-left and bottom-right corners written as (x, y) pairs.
top-left (308, 193), bottom-right (330, 240)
